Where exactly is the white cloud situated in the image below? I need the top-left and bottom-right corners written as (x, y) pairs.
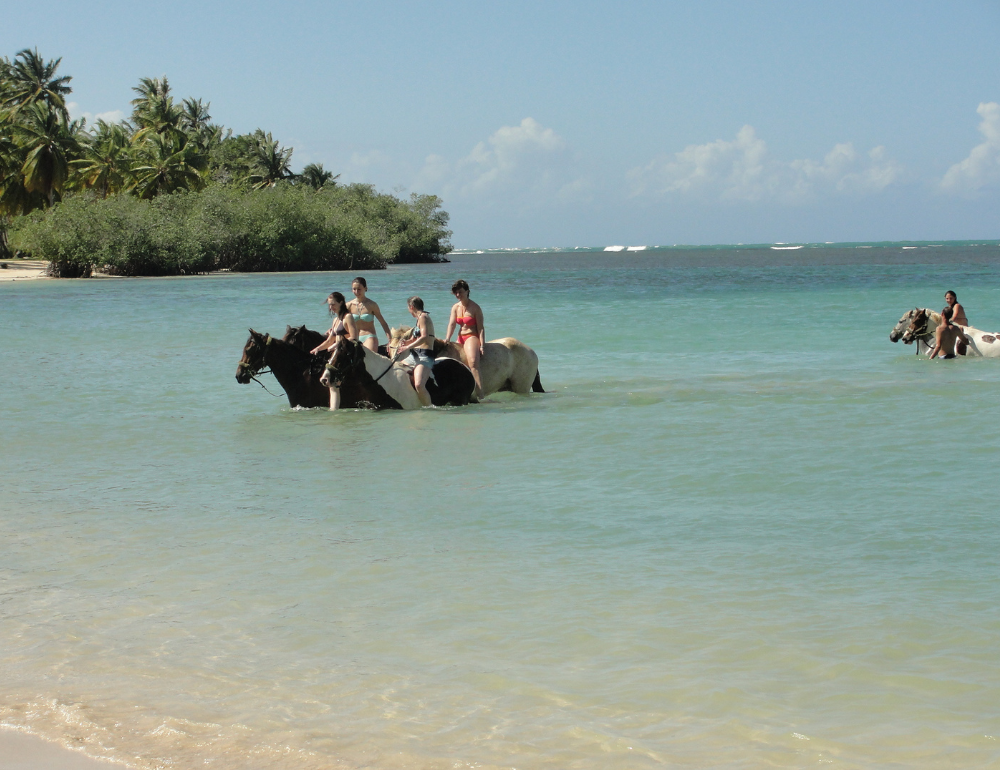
top-left (415, 117), bottom-right (589, 203)
top-left (941, 102), bottom-right (1000, 195)
top-left (349, 149), bottom-right (392, 169)
top-left (66, 102), bottom-right (126, 125)
top-left (629, 126), bottom-right (900, 203)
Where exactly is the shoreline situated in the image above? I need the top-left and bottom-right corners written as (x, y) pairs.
top-left (0, 729), bottom-right (124, 769)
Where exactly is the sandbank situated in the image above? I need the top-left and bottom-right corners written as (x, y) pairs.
top-left (0, 730), bottom-right (122, 769)
top-left (0, 260), bottom-right (48, 282)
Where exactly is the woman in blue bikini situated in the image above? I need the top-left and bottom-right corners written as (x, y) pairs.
top-left (347, 277), bottom-right (392, 353)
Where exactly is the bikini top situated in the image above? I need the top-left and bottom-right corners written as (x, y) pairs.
top-left (352, 312), bottom-right (375, 323)
top-left (410, 313), bottom-right (434, 346)
top-left (330, 316), bottom-right (347, 336)
top-left (456, 314), bottom-right (477, 330)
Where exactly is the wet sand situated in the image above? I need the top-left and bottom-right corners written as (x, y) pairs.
top-left (0, 730), bottom-right (122, 769)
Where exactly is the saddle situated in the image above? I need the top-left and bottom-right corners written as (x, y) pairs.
top-left (396, 356), bottom-right (437, 390)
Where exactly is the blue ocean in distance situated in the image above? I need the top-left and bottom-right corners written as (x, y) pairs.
top-left (1, 243), bottom-right (999, 769)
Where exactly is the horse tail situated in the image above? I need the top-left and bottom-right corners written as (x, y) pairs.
top-left (531, 369), bottom-right (544, 393)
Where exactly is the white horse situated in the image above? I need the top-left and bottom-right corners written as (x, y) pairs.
top-left (893, 308), bottom-right (1000, 358)
top-left (389, 327), bottom-right (544, 397)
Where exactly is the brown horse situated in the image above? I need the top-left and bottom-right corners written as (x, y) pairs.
top-left (282, 324), bottom-right (327, 352)
top-left (235, 330), bottom-right (333, 408)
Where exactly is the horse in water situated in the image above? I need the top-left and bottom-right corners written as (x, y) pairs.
top-left (387, 327), bottom-right (544, 397)
top-left (235, 330), bottom-right (331, 408)
top-left (320, 336), bottom-right (476, 409)
top-left (900, 309), bottom-right (1000, 358)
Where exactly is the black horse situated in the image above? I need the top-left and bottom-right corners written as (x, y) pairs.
top-left (321, 336), bottom-right (476, 409)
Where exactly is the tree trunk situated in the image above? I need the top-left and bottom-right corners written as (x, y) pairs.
top-left (0, 221), bottom-right (11, 259)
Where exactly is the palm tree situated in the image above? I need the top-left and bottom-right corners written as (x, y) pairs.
top-left (129, 132), bottom-right (208, 199)
top-left (72, 119), bottom-right (132, 197)
top-left (2, 49), bottom-right (72, 118)
top-left (130, 76), bottom-right (185, 144)
top-left (299, 162), bottom-right (339, 190)
top-left (180, 98), bottom-right (211, 133)
top-left (248, 130), bottom-right (294, 189)
top-left (130, 76), bottom-right (171, 115)
top-left (8, 101), bottom-right (82, 206)
top-left (0, 57), bottom-right (12, 105)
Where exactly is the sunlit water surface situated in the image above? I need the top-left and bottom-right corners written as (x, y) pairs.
top-left (2, 247), bottom-right (1000, 769)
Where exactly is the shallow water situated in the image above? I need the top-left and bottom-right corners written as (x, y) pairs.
top-left (2, 246), bottom-right (1000, 769)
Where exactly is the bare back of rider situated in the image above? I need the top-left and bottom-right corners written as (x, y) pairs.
top-left (929, 309), bottom-right (969, 359)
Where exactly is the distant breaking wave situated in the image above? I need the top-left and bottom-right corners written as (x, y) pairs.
top-left (448, 240), bottom-right (1000, 255)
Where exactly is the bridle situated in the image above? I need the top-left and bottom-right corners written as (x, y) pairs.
top-left (902, 312), bottom-right (932, 352)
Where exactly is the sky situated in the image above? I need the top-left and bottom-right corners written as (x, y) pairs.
top-left (3, 0), bottom-right (999, 247)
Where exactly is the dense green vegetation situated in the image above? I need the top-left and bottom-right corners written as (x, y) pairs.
top-left (0, 49), bottom-right (451, 274)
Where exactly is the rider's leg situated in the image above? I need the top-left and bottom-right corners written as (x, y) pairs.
top-left (413, 364), bottom-right (432, 407)
top-left (464, 337), bottom-right (484, 399)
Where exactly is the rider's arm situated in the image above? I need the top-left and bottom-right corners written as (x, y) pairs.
top-left (445, 305), bottom-right (457, 342)
top-left (344, 315), bottom-right (358, 341)
top-left (400, 316), bottom-right (431, 352)
top-left (928, 326), bottom-right (944, 358)
top-left (475, 304), bottom-right (485, 352)
top-left (372, 301), bottom-right (391, 338)
top-left (311, 332), bottom-right (335, 355)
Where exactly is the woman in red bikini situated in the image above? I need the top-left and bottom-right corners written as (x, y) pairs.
top-left (445, 279), bottom-right (486, 399)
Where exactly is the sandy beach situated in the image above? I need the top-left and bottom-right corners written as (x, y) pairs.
top-left (0, 260), bottom-right (48, 282)
top-left (0, 730), bottom-right (121, 769)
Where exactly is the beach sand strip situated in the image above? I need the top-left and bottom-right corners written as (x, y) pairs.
top-left (0, 730), bottom-right (123, 769)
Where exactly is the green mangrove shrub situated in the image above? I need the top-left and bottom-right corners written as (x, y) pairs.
top-left (10, 183), bottom-right (452, 276)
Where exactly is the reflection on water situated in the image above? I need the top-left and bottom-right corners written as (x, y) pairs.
top-left (2, 247), bottom-right (1000, 768)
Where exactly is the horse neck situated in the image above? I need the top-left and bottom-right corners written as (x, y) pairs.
top-left (263, 338), bottom-right (316, 402)
top-left (358, 346), bottom-right (416, 409)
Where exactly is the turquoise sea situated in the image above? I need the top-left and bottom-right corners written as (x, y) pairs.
top-left (2, 245), bottom-right (999, 769)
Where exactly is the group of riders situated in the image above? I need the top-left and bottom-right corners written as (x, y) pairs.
top-left (309, 276), bottom-right (486, 409)
top-left (930, 290), bottom-right (970, 360)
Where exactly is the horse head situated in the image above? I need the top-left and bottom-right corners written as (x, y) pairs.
top-left (387, 326), bottom-right (413, 359)
top-left (319, 336), bottom-right (367, 388)
top-left (236, 329), bottom-right (270, 384)
top-left (282, 324), bottom-right (327, 352)
top-left (890, 309), bottom-right (918, 343)
top-left (283, 324), bottom-right (307, 350)
top-left (901, 309), bottom-right (931, 344)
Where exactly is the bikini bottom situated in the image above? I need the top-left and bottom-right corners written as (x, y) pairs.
top-left (458, 333), bottom-right (479, 345)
